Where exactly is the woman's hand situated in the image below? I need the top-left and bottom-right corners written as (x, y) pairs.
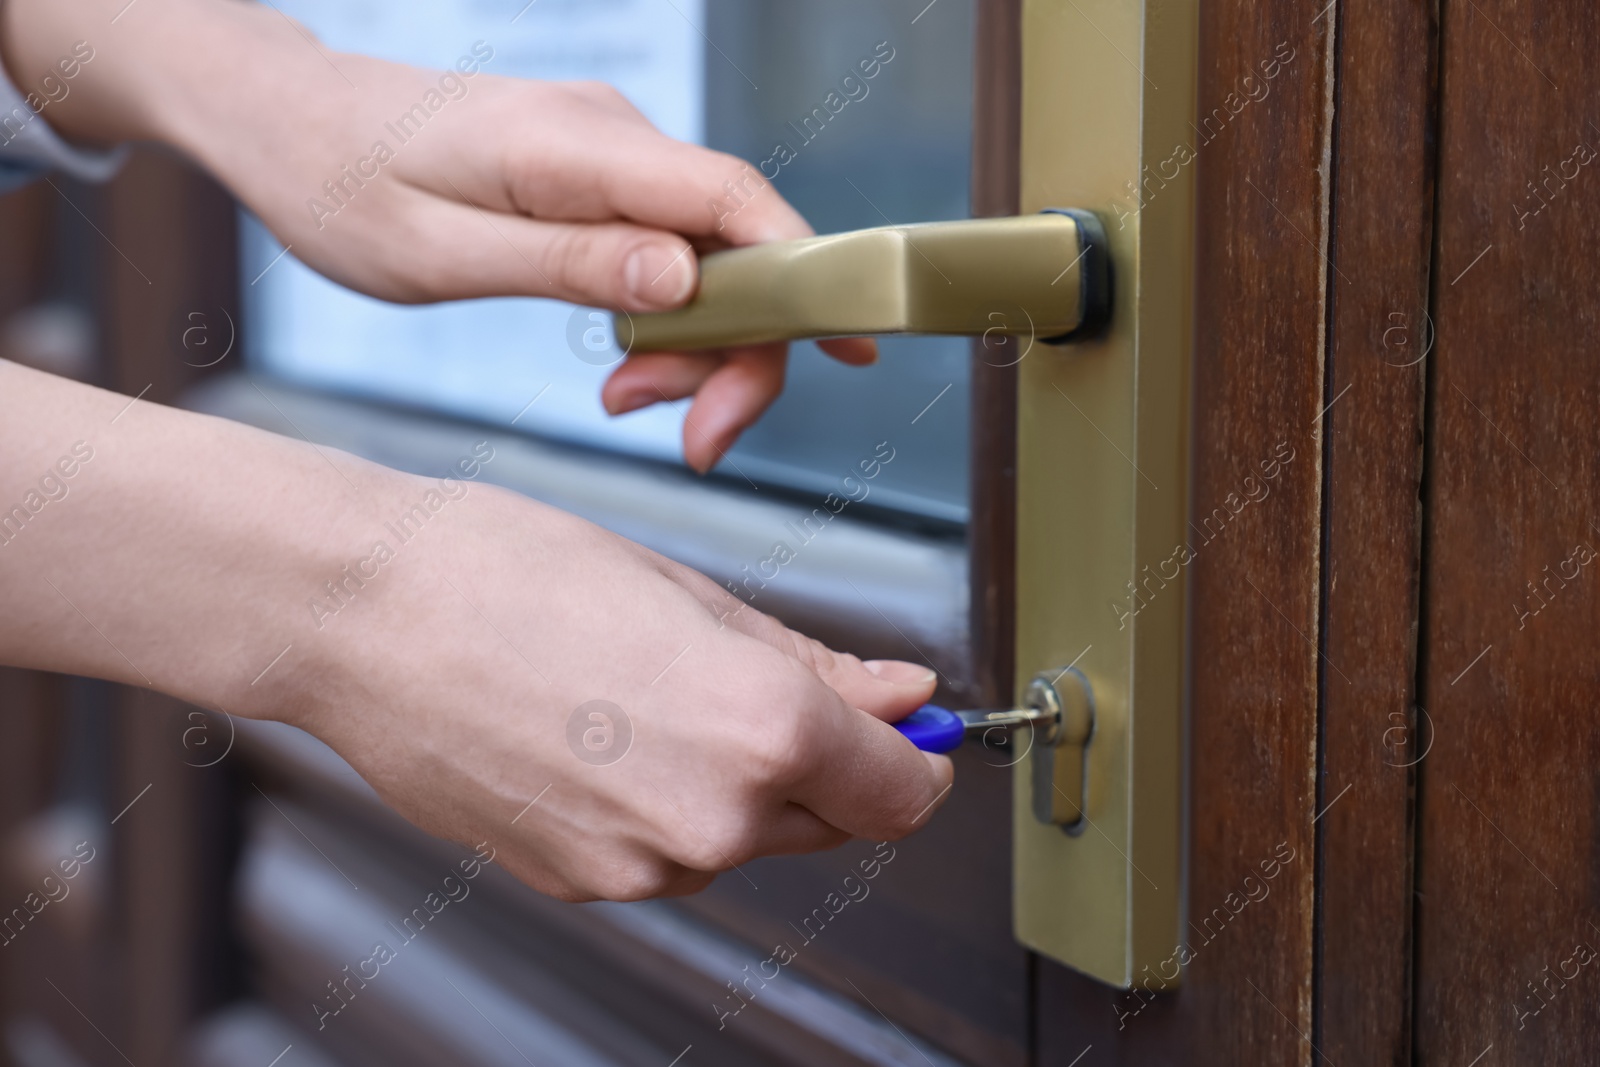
top-left (0, 0), bottom-right (876, 471)
top-left (0, 362), bottom-right (953, 900)
top-left (278, 479), bottom-right (951, 901)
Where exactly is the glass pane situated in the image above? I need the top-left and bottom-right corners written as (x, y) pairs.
top-left (243, 0), bottom-right (974, 522)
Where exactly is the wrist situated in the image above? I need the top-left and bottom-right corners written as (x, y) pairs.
top-left (0, 362), bottom-right (421, 730)
top-left (205, 466), bottom-right (452, 732)
top-left (0, 0), bottom-right (299, 154)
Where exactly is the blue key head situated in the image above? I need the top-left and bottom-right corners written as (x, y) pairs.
top-left (892, 704), bottom-right (964, 754)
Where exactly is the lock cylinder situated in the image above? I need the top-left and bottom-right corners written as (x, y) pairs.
top-left (891, 666), bottom-right (1097, 835)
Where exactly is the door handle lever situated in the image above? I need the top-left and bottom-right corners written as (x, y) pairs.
top-left (614, 210), bottom-right (1110, 353)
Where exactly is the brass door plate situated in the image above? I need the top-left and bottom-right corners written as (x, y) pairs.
top-left (1013, 0), bottom-right (1196, 988)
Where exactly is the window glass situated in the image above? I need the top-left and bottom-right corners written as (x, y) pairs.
top-left (244, 0), bottom-right (974, 523)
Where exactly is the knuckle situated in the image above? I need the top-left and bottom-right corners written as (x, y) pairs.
top-left (538, 225), bottom-right (592, 294)
top-left (570, 80), bottom-right (625, 105)
top-left (547, 224), bottom-right (642, 304)
top-left (728, 605), bottom-right (794, 647)
top-left (592, 857), bottom-right (676, 902)
top-left (884, 781), bottom-right (947, 839)
top-left (736, 685), bottom-right (815, 785)
top-left (708, 148), bottom-right (758, 180)
top-left (668, 816), bottom-right (761, 872)
top-left (878, 805), bottom-right (926, 841)
top-left (542, 881), bottom-right (597, 904)
top-left (783, 631), bottom-right (858, 683)
top-left (781, 630), bottom-right (826, 674)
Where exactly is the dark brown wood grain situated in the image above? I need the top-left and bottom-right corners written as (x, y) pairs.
top-left (0, 183), bottom-right (76, 1067)
top-left (1033, 4), bottom-right (1337, 1063)
top-left (1315, 1), bottom-right (1436, 1064)
top-left (101, 147), bottom-right (239, 402)
top-left (93, 148), bottom-right (242, 1065)
top-left (0, 182), bottom-right (52, 322)
top-left (969, 0), bottom-right (1023, 711)
top-left (0, 185), bottom-right (61, 829)
top-left (1415, 0), bottom-right (1600, 1062)
top-left (112, 690), bottom-right (240, 1067)
top-left (0, 670), bottom-right (62, 828)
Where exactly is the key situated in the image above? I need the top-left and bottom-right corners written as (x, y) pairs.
top-left (893, 703), bottom-right (1057, 754)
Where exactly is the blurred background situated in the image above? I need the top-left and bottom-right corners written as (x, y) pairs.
top-left (0, 2), bottom-right (1037, 1065)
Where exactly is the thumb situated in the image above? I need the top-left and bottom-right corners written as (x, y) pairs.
top-left (418, 196), bottom-right (699, 311)
top-left (854, 659), bottom-right (940, 721)
top-left (536, 221), bottom-right (698, 311)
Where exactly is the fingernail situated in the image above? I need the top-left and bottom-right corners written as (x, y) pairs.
top-left (864, 660), bottom-right (938, 685)
top-left (625, 243), bottom-right (695, 309)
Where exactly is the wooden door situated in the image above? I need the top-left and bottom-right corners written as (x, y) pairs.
top-left (1026, 0), bottom-right (1595, 1064)
top-left (1415, 1), bottom-right (1600, 1062)
top-left (10, 2), bottom-right (1600, 1066)
top-left (1022, 0), bottom-right (1429, 1061)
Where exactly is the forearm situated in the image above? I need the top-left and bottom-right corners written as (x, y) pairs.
top-left (0, 359), bottom-right (400, 722)
top-left (0, 0), bottom-right (318, 161)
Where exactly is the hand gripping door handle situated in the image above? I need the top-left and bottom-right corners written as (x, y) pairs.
top-left (612, 209), bottom-right (1110, 352)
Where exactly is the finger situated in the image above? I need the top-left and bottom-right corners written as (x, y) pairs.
top-left (767, 803), bottom-right (854, 855)
top-left (492, 842), bottom-right (688, 904)
top-left (509, 117), bottom-right (815, 247)
top-left (852, 660), bottom-right (940, 721)
top-left (671, 580), bottom-right (938, 719)
top-left (640, 573), bottom-right (954, 836)
top-left (597, 138), bottom-right (814, 248)
top-left (817, 337), bottom-right (878, 366)
top-left (660, 803), bottom-right (850, 874)
top-left (770, 628), bottom-right (937, 723)
top-left (602, 351), bottom-right (722, 415)
top-left (559, 80), bottom-right (654, 124)
top-left (786, 679), bottom-right (956, 841)
top-left (680, 344), bottom-right (786, 473)
top-left (409, 195), bottom-right (701, 311)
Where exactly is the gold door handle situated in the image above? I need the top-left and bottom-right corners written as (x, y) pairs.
top-left (614, 210), bottom-right (1109, 352)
